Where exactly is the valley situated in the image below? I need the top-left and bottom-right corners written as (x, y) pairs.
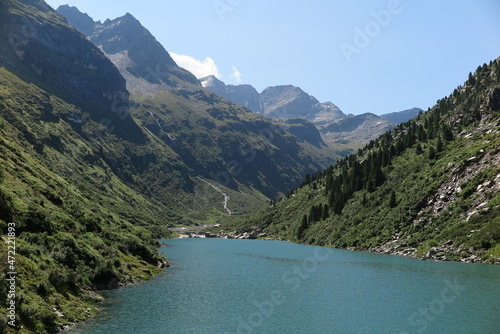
top-left (0, 1), bottom-right (498, 333)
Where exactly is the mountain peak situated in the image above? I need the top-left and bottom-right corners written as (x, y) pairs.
top-left (56, 5), bottom-right (96, 36)
top-left (260, 85), bottom-right (320, 119)
top-left (107, 12), bottom-right (143, 30)
top-left (198, 76), bottom-right (264, 113)
top-left (200, 75), bottom-right (224, 88)
top-left (58, 6), bottom-right (200, 92)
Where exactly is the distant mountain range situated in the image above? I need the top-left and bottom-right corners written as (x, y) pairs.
top-left (57, 5), bottom-right (199, 95)
top-left (200, 75), bottom-right (422, 154)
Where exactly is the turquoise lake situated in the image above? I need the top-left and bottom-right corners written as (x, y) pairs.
top-left (65, 238), bottom-right (500, 333)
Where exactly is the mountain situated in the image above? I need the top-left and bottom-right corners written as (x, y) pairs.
top-left (260, 85), bottom-right (322, 119)
top-left (316, 112), bottom-right (395, 155)
top-left (0, 1), bottom-right (186, 331)
top-left (259, 85), bottom-right (421, 154)
top-left (58, 5), bottom-right (336, 201)
top-left (58, 5), bottom-right (199, 95)
top-left (200, 80), bottom-right (423, 156)
top-left (0, 0), bottom-right (134, 135)
top-left (380, 107), bottom-right (422, 124)
top-left (0, 2), bottom-right (340, 332)
top-left (200, 75), bottom-right (264, 113)
top-left (238, 58), bottom-right (500, 265)
top-left (54, 4), bottom-right (95, 36)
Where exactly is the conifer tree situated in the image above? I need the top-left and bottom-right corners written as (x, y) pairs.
top-left (389, 190), bottom-right (397, 208)
top-left (428, 146), bottom-right (436, 160)
top-left (297, 215), bottom-right (308, 239)
top-left (322, 204), bottom-right (329, 220)
top-left (436, 136), bottom-right (443, 152)
top-left (415, 143), bottom-right (423, 155)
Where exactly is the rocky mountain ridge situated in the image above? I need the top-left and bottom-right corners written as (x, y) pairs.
top-left (200, 75), bottom-right (263, 113)
top-left (199, 76), bottom-right (422, 155)
top-left (58, 5), bottom-right (199, 96)
top-left (57, 5), bottom-right (337, 200)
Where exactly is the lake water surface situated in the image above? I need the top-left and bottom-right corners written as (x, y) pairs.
top-left (66, 238), bottom-right (500, 333)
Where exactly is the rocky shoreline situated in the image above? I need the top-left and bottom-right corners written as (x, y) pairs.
top-left (58, 249), bottom-right (170, 332)
top-left (368, 238), bottom-right (500, 265)
top-left (177, 227), bottom-right (270, 240)
top-left (172, 225), bottom-right (499, 265)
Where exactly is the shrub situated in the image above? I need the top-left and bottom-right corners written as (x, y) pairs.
top-left (35, 279), bottom-right (51, 296)
top-left (48, 269), bottom-right (79, 293)
top-left (0, 189), bottom-right (14, 222)
top-left (21, 208), bottom-right (54, 234)
top-left (92, 261), bottom-right (118, 286)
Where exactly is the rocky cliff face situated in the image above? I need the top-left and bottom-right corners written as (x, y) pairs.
top-left (57, 5), bottom-right (199, 95)
top-left (280, 118), bottom-right (324, 148)
top-left (310, 101), bottom-right (347, 125)
top-left (260, 85), bottom-right (346, 123)
top-left (56, 4), bottom-right (96, 36)
top-left (0, 0), bottom-right (128, 110)
top-left (200, 75), bottom-right (264, 113)
top-left (0, 0), bottom-right (146, 142)
top-left (260, 85), bottom-right (322, 119)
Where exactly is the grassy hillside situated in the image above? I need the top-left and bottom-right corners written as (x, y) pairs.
top-left (131, 90), bottom-right (336, 200)
top-left (0, 1), bottom-right (340, 332)
top-left (239, 58), bottom-right (500, 264)
top-left (0, 66), bottom-right (174, 333)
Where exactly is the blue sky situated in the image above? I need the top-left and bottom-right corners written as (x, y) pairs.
top-left (45, 0), bottom-right (500, 115)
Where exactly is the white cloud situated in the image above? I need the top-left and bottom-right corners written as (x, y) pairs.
top-left (170, 52), bottom-right (222, 79)
top-left (230, 65), bottom-right (242, 83)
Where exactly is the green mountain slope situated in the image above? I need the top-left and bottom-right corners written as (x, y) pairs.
top-left (0, 62), bottom-right (173, 333)
top-left (0, 1), bottom-right (338, 332)
top-left (57, 6), bottom-right (337, 202)
top-left (241, 58), bottom-right (500, 264)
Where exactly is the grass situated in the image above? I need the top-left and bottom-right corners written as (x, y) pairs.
top-left (234, 58), bottom-right (500, 263)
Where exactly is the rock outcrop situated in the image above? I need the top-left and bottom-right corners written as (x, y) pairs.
top-left (57, 5), bottom-right (199, 95)
top-left (200, 75), bottom-right (263, 113)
